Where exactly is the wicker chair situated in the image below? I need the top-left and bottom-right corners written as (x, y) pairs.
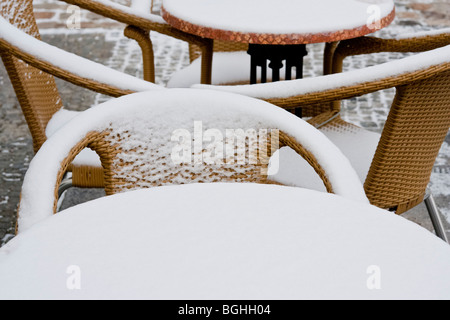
top-left (16, 89), bottom-right (369, 232)
top-left (0, 0), bottom-right (162, 196)
top-left (194, 43), bottom-right (450, 242)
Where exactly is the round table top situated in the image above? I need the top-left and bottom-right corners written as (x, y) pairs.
top-left (161, 0), bottom-right (396, 45)
top-left (1, 183), bottom-right (449, 300)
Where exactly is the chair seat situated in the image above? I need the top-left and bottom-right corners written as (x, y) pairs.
top-left (167, 51), bottom-right (297, 88)
top-left (269, 120), bottom-right (381, 192)
top-left (45, 109), bottom-right (101, 168)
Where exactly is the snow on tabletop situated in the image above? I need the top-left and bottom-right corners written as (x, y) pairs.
top-left (2, 184), bottom-right (450, 300)
top-left (0, 16), bottom-right (164, 93)
top-left (17, 89), bottom-right (367, 233)
top-left (193, 45), bottom-right (450, 99)
top-left (162, 0), bottom-right (394, 35)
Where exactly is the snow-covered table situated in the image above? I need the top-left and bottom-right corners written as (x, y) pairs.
top-left (1, 183), bottom-right (449, 300)
top-left (162, 0), bottom-right (396, 84)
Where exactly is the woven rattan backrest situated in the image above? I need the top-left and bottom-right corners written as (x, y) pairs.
top-left (67, 124), bottom-right (337, 199)
top-left (0, 0), bottom-right (63, 152)
top-left (87, 127), bottom-right (273, 196)
top-left (50, 93), bottom-right (343, 198)
top-left (364, 68), bottom-right (450, 213)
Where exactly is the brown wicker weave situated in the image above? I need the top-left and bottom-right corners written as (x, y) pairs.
top-left (0, 0), bottom-right (62, 153)
top-left (0, 0), bottom-right (150, 190)
top-left (48, 129), bottom-right (333, 213)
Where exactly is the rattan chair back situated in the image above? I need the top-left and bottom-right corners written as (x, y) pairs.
top-left (59, 115), bottom-right (330, 197)
top-left (0, 0), bottom-right (63, 152)
top-left (20, 90), bottom-right (367, 215)
top-left (365, 67), bottom-right (450, 213)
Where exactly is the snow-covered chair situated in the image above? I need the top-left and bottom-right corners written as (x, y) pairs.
top-left (17, 89), bottom-right (369, 232)
top-left (193, 43), bottom-right (450, 242)
top-left (0, 0), bottom-right (162, 194)
top-left (324, 28), bottom-right (450, 110)
top-left (58, 0), bottom-right (215, 84)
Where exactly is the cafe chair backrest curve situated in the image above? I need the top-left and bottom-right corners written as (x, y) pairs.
top-left (17, 89), bottom-right (369, 232)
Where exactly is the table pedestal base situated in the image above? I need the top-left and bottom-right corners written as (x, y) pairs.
top-left (247, 44), bottom-right (308, 84)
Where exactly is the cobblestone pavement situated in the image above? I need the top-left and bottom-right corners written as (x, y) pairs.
top-left (0, 0), bottom-right (449, 246)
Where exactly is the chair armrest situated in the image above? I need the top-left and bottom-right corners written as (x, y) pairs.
top-left (332, 29), bottom-right (450, 73)
top-left (0, 16), bottom-right (163, 97)
top-left (59, 0), bottom-right (211, 48)
top-left (193, 45), bottom-right (450, 109)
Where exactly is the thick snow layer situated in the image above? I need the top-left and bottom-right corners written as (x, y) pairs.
top-left (2, 183), bottom-right (450, 300)
top-left (193, 45), bottom-right (450, 99)
top-left (0, 15), bottom-right (163, 93)
top-left (162, 0), bottom-right (394, 35)
top-left (17, 89), bottom-right (367, 232)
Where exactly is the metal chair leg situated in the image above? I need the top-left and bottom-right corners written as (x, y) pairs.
top-left (58, 175), bottom-right (73, 198)
top-left (424, 193), bottom-right (449, 243)
top-left (57, 173), bottom-right (73, 212)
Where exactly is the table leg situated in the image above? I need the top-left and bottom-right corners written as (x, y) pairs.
top-left (285, 60), bottom-right (292, 80)
top-left (247, 44), bottom-right (308, 84)
top-left (269, 57), bottom-right (283, 82)
top-left (250, 55), bottom-right (258, 85)
top-left (247, 44), bottom-right (308, 118)
top-left (261, 59), bottom-right (267, 83)
top-left (200, 39), bottom-right (214, 85)
top-left (250, 55), bottom-right (268, 84)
